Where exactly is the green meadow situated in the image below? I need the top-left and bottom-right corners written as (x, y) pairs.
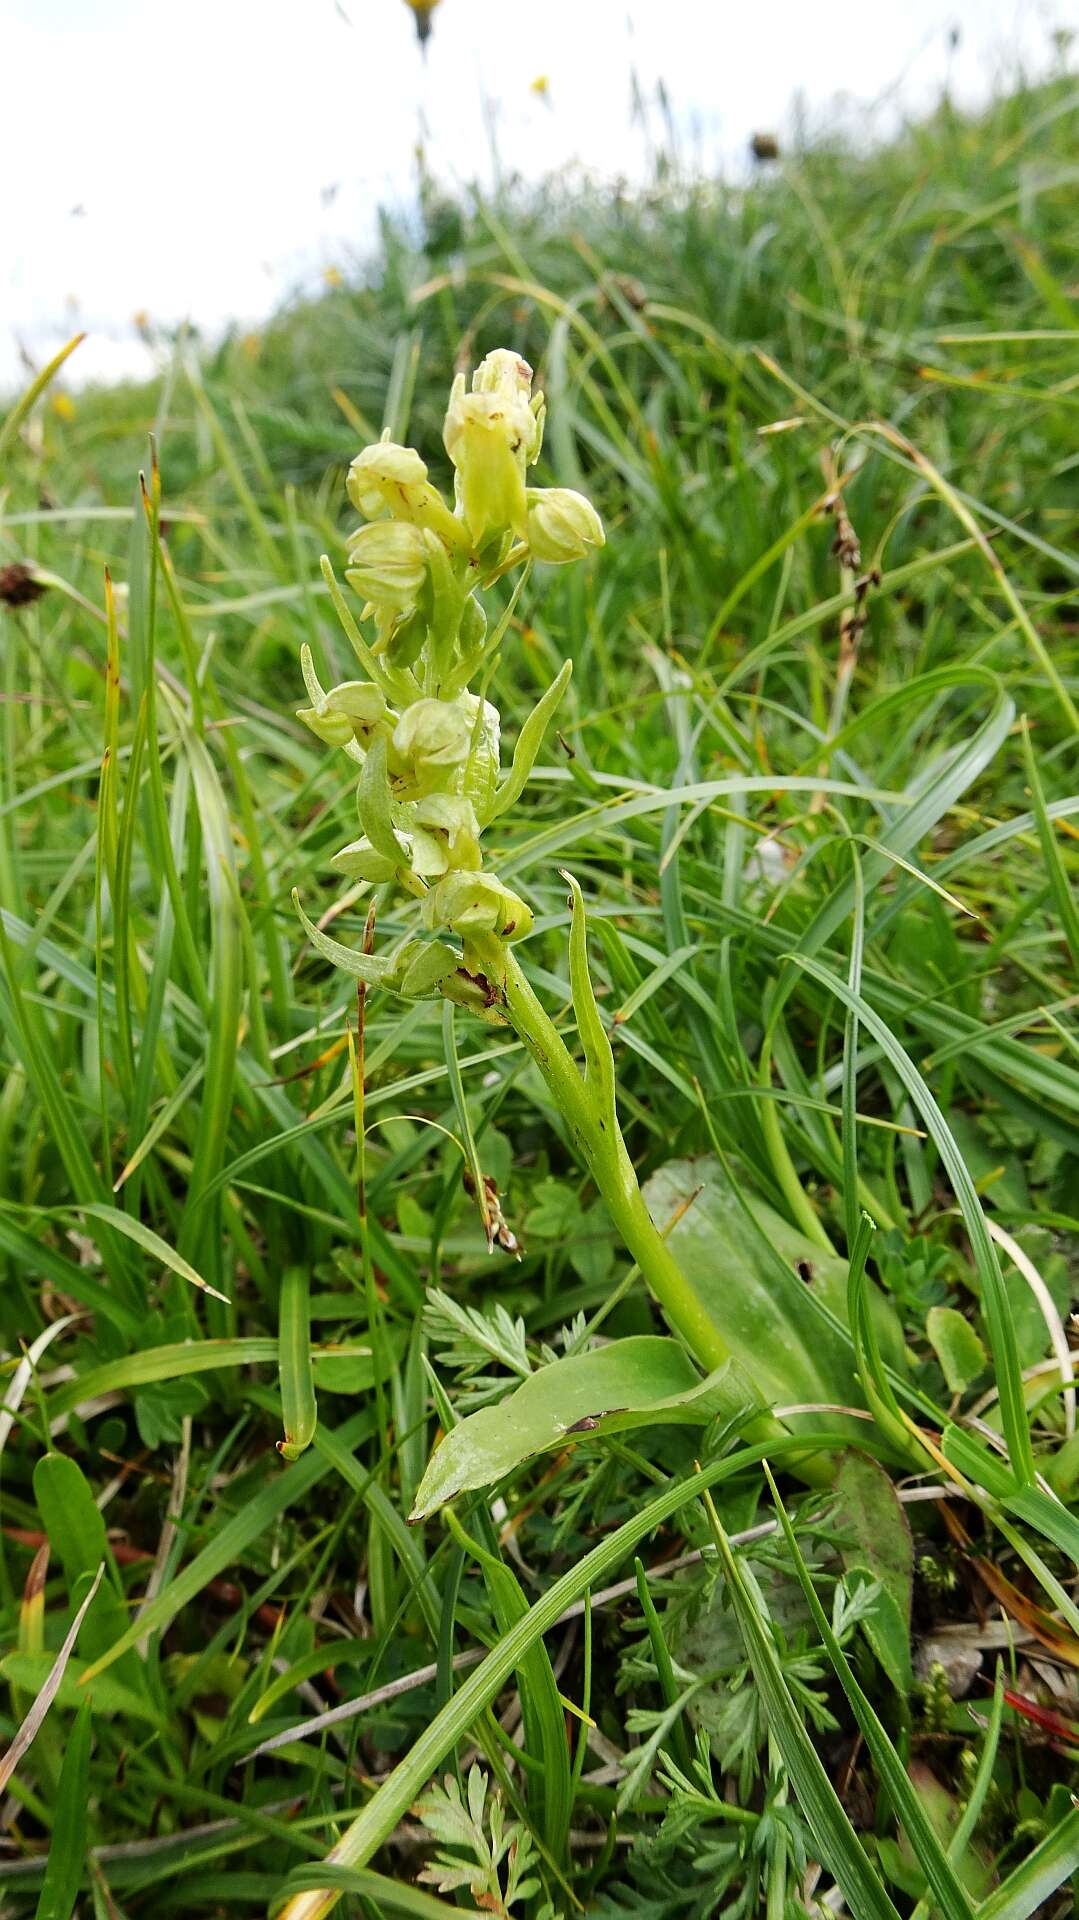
top-left (1, 70), bottom-right (1077, 1920)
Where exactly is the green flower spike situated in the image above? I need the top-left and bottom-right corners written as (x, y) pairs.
top-left (297, 348), bottom-right (597, 1005)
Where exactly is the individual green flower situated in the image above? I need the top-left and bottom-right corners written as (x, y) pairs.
top-left (296, 645), bottom-right (390, 756)
top-left (442, 349), bottom-right (545, 546)
top-left (391, 697), bottom-right (472, 794)
top-left (422, 869), bottom-right (533, 943)
top-left (392, 938), bottom-right (460, 1000)
top-left (345, 519), bottom-right (430, 610)
top-left (409, 794), bottom-right (483, 876)
top-left (525, 486), bottom-right (605, 564)
top-left (347, 435), bottom-right (465, 549)
top-left (328, 837), bottom-right (398, 883)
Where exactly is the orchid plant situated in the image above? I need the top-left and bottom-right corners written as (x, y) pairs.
top-left (294, 348), bottom-right (790, 1475)
top-left (282, 351), bottom-right (897, 1920)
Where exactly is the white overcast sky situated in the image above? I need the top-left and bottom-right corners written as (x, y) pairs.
top-left (1, 0), bottom-right (1073, 392)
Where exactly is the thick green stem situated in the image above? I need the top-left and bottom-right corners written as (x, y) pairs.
top-left (501, 950), bottom-right (792, 1454)
top-left (502, 952), bottom-right (717, 1357)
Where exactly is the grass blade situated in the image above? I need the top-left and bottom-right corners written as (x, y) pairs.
top-left (790, 954), bottom-right (1035, 1484)
top-left (763, 1464), bottom-right (977, 1920)
top-left (277, 1265), bottom-right (317, 1460)
top-left (698, 1487), bottom-right (901, 1920)
top-left (34, 1699), bottom-right (92, 1920)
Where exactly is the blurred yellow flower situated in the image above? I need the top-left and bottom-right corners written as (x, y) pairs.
top-left (403, 0), bottom-right (441, 46)
top-left (51, 392), bottom-right (76, 422)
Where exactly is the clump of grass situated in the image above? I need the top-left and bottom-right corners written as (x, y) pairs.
top-left (1, 70), bottom-right (1077, 1920)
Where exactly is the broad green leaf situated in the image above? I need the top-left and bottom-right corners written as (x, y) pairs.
top-left (926, 1306), bottom-right (987, 1393)
top-left (411, 1336), bottom-right (761, 1519)
top-left (33, 1456), bottom-right (106, 1591)
top-left (834, 1451), bottom-right (913, 1695)
top-left (34, 1458), bottom-right (146, 1693)
top-left (642, 1156), bottom-right (901, 1435)
top-left (133, 1376), bottom-right (209, 1449)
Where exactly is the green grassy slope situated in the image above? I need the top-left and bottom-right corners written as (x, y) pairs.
top-left (0, 74), bottom-right (1077, 1920)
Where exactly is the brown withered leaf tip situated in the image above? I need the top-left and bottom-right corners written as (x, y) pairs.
top-left (0, 563), bottom-right (47, 608)
top-left (463, 1167), bottom-right (522, 1257)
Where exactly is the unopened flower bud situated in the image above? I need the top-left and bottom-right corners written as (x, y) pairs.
top-left (442, 349), bottom-right (544, 545)
top-left (395, 939), bottom-right (460, 1000)
top-left (346, 520), bottom-right (429, 609)
top-left (525, 486), bottom-right (605, 564)
top-left (347, 436), bottom-right (465, 549)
